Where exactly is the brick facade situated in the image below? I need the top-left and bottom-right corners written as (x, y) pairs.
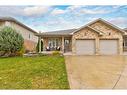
top-left (24, 39), bottom-right (37, 52)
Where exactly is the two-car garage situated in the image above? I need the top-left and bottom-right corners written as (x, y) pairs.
top-left (73, 19), bottom-right (124, 55)
top-left (75, 39), bottom-right (118, 55)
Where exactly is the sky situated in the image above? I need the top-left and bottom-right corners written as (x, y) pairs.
top-left (0, 5), bottom-right (127, 32)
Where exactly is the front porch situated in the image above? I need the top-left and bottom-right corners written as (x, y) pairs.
top-left (38, 36), bottom-right (72, 53)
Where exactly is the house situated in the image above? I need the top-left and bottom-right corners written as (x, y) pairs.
top-left (0, 17), bottom-right (38, 52)
top-left (36, 18), bottom-right (127, 55)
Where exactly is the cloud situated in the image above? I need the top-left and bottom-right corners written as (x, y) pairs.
top-left (23, 6), bottom-right (51, 17)
top-left (0, 6), bottom-right (52, 18)
top-left (79, 8), bottom-right (112, 14)
top-left (67, 5), bottom-right (84, 11)
top-left (50, 5), bottom-right (113, 17)
top-left (0, 5), bottom-right (126, 31)
top-left (109, 17), bottom-right (127, 28)
top-left (36, 17), bottom-right (81, 31)
top-left (67, 6), bottom-right (112, 15)
top-left (112, 5), bottom-right (122, 9)
top-left (50, 6), bottom-right (85, 15)
top-left (0, 6), bottom-right (24, 17)
top-left (51, 8), bottom-right (66, 15)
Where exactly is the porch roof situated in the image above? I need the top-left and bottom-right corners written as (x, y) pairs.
top-left (35, 29), bottom-right (77, 37)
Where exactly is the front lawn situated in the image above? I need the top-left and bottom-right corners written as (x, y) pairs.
top-left (0, 55), bottom-right (69, 89)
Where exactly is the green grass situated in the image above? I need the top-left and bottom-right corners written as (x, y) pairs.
top-left (0, 55), bottom-right (69, 89)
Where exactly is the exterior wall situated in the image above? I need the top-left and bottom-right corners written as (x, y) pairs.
top-left (24, 39), bottom-right (37, 51)
top-left (0, 21), bottom-right (5, 27)
top-left (72, 21), bottom-right (123, 55)
top-left (12, 22), bottom-right (38, 51)
top-left (11, 22), bottom-right (38, 43)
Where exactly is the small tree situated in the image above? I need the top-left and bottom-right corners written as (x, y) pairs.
top-left (0, 26), bottom-right (24, 57)
top-left (36, 40), bottom-right (43, 52)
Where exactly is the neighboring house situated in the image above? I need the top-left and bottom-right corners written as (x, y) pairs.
top-left (0, 17), bottom-right (38, 52)
top-left (36, 18), bottom-right (127, 55)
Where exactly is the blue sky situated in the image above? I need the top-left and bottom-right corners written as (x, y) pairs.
top-left (0, 6), bottom-right (127, 32)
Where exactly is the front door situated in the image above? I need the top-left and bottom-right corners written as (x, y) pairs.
top-left (64, 39), bottom-right (71, 52)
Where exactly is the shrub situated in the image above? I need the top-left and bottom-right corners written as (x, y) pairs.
top-left (36, 40), bottom-right (43, 52)
top-left (52, 51), bottom-right (61, 56)
top-left (16, 46), bottom-right (25, 56)
top-left (0, 26), bottom-right (24, 57)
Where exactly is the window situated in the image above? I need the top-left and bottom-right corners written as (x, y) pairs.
top-left (48, 38), bottom-right (60, 48)
top-left (29, 34), bottom-right (30, 39)
top-left (124, 37), bottom-right (127, 47)
top-left (5, 21), bottom-right (11, 26)
top-left (109, 32), bottom-right (111, 35)
top-left (65, 39), bottom-right (70, 45)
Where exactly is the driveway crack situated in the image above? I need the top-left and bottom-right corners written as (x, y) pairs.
top-left (112, 64), bottom-right (126, 89)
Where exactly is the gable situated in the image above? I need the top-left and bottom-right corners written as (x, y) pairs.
top-left (72, 19), bottom-right (125, 35)
top-left (89, 21), bottom-right (123, 38)
top-left (73, 27), bottom-right (98, 39)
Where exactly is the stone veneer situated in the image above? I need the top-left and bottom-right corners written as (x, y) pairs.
top-left (72, 21), bottom-right (123, 55)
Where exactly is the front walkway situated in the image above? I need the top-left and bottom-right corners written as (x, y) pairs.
top-left (65, 55), bottom-right (127, 89)
top-left (40, 51), bottom-right (73, 55)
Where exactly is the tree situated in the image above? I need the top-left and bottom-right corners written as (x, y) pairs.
top-left (36, 40), bottom-right (43, 52)
top-left (0, 26), bottom-right (24, 56)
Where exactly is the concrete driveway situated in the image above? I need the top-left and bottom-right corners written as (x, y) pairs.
top-left (65, 55), bottom-right (127, 89)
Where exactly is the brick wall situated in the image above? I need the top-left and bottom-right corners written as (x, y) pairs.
top-left (24, 39), bottom-right (37, 52)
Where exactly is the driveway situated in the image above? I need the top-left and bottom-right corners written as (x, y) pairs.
top-left (65, 55), bottom-right (127, 89)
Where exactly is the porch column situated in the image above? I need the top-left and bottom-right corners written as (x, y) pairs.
top-left (39, 36), bottom-right (42, 53)
top-left (62, 36), bottom-right (64, 53)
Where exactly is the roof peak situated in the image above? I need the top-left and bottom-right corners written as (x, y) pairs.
top-left (72, 18), bottom-right (125, 34)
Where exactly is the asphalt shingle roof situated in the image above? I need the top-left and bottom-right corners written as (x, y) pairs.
top-left (0, 17), bottom-right (37, 33)
top-left (38, 29), bottom-right (77, 36)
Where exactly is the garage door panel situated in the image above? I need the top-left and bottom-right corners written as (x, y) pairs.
top-left (76, 40), bottom-right (95, 55)
top-left (100, 40), bottom-right (118, 55)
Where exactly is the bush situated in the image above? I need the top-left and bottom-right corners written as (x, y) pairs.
top-left (25, 49), bottom-right (30, 53)
top-left (36, 40), bottom-right (43, 52)
top-left (16, 46), bottom-right (25, 56)
top-left (52, 51), bottom-right (61, 56)
top-left (0, 26), bottom-right (24, 57)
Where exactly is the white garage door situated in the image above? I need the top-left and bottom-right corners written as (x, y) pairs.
top-left (100, 40), bottom-right (118, 55)
top-left (76, 39), bottom-right (95, 55)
